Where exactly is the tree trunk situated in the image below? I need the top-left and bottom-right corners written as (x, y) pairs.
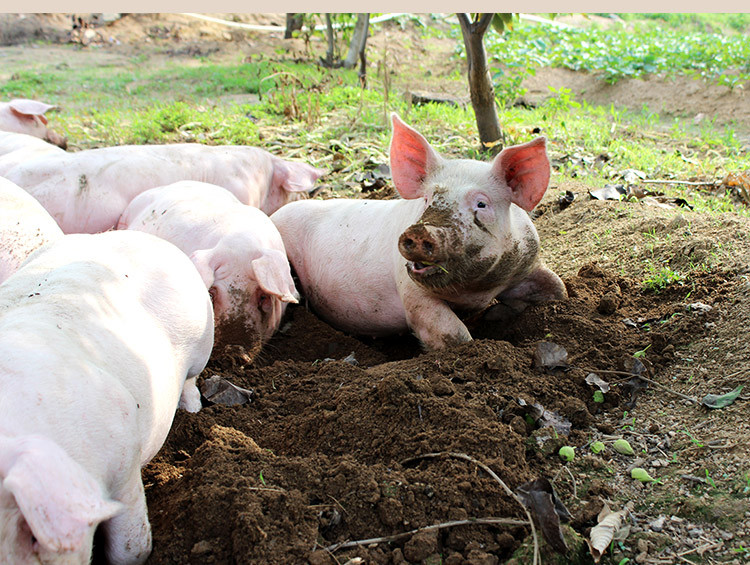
top-left (321, 14), bottom-right (336, 67)
top-left (343, 13), bottom-right (370, 70)
top-left (284, 14), bottom-right (303, 39)
top-left (457, 13), bottom-right (504, 154)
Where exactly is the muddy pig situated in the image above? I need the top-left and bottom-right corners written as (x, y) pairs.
top-left (3, 142), bottom-right (325, 234)
top-left (118, 181), bottom-right (298, 354)
top-left (271, 113), bottom-right (566, 349)
top-left (0, 230), bottom-right (214, 564)
top-left (0, 99), bottom-right (67, 148)
top-left (0, 176), bottom-right (63, 284)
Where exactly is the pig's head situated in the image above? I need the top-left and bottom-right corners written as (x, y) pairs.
top-left (190, 237), bottom-right (298, 355)
top-left (390, 113), bottom-right (551, 298)
top-left (262, 157), bottom-right (326, 215)
top-left (0, 435), bottom-right (122, 565)
top-left (0, 100), bottom-right (68, 149)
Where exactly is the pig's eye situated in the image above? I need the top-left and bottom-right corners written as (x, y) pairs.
top-left (477, 201), bottom-right (487, 208)
top-left (258, 294), bottom-right (271, 311)
top-left (208, 286), bottom-right (218, 304)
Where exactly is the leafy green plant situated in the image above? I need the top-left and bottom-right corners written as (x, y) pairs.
top-left (642, 263), bottom-right (685, 292)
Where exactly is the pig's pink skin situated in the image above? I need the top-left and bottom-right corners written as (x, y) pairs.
top-left (4, 143), bottom-right (325, 234)
top-left (118, 181), bottom-right (298, 351)
top-left (0, 230), bottom-right (214, 565)
top-left (0, 132), bottom-right (65, 177)
top-left (0, 177), bottom-right (63, 284)
top-left (0, 100), bottom-right (67, 149)
top-left (272, 113), bottom-right (567, 350)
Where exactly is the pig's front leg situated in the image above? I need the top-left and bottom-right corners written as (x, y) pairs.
top-left (179, 376), bottom-right (202, 413)
top-left (399, 279), bottom-right (472, 349)
top-left (485, 263), bottom-right (567, 322)
top-left (101, 470), bottom-right (152, 565)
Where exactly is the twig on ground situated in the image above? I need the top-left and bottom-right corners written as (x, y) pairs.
top-left (400, 452), bottom-right (540, 565)
top-left (552, 464), bottom-right (578, 499)
top-left (324, 517), bottom-right (528, 553)
top-left (642, 179), bottom-right (718, 187)
top-left (578, 367), bottom-right (699, 404)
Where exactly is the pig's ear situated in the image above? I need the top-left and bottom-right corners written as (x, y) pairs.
top-left (273, 159), bottom-right (326, 194)
top-left (492, 136), bottom-right (550, 212)
top-left (0, 436), bottom-right (123, 553)
top-left (389, 113), bottom-right (442, 199)
top-left (252, 250), bottom-right (299, 304)
top-left (9, 99), bottom-right (56, 124)
top-left (189, 249), bottom-right (216, 289)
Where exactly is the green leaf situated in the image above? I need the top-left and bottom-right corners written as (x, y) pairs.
top-left (702, 385), bottom-right (743, 409)
top-left (491, 14), bottom-right (506, 34)
top-left (593, 390), bottom-right (605, 403)
top-left (613, 438), bottom-right (635, 455)
top-left (631, 467), bottom-right (658, 483)
top-left (590, 441), bottom-right (606, 454)
top-left (558, 446), bottom-right (575, 461)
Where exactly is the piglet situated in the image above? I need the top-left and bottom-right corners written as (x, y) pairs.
top-left (118, 181), bottom-right (298, 354)
top-left (271, 113), bottom-right (567, 349)
top-left (0, 230), bottom-right (214, 564)
top-left (0, 176), bottom-right (63, 284)
top-left (0, 99), bottom-right (67, 148)
top-left (4, 142), bottom-right (325, 234)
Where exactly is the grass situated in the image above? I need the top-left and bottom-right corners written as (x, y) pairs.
top-left (484, 16), bottom-right (750, 86)
top-left (2, 14), bottom-right (749, 219)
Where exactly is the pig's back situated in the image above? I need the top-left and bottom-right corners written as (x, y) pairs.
top-left (0, 230), bottom-right (213, 461)
top-left (272, 198), bottom-right (418, 335)
top-left (0, 177), bottom-right (63, 283)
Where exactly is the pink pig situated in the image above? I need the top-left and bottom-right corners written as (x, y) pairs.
top-left (117, 181), bottom-right (298, 353)
top-left (3, 143), bottom-right (325, 234)
top-left (0, 99), bottom-right (67, 148)
top-left (0, 131), bottom-right (65, 177)
top-left (0, 230), bottom-right (214, 564)
top-left (0, 176), bottom-right (63, 284)
top-left (271, 114), bottom-right (567, 350)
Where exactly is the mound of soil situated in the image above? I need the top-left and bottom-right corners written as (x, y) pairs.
top-left (140, 258), bottom-right (724, 564)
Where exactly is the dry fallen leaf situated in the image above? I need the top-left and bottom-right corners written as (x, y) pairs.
top-left (587, 502), bottom-right (633, 563)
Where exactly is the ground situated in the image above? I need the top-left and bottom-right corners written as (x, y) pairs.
top-left (2, 13), bottom-right (749, 565)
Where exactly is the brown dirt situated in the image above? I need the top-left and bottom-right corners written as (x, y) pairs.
top-left (3, 13), bottom-right (750, 565)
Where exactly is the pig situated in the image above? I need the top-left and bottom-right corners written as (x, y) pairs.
top-left (271, 113), bottom-right (567, 350)
top-left (0, 229), bottom-right (214, 564)
top-left (0, 99), bottom-right (67, 148)
top-left (3, 142), bottom-right (325, 234)
top-left (0, 131), bottom-right (65, 177)
top-left (117, 181), bottom-right (298, 353)
top-left (0, 176), bottom-right (63, 284)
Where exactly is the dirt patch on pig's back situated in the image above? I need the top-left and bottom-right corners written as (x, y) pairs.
top-left (140, 257), bottom-right (726, 564)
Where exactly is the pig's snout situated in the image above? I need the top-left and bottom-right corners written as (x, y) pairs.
top-left (398, 224), bottom-right (447, 263)
top-left (45, 129), bottom-right (68, 150)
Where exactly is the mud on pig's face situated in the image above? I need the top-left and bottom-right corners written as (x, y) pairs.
top-left (390, 113), bottom-right (550, 293)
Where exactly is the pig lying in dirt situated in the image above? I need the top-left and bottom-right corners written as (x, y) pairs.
top-left (0, 176), bottom-right (63, 284)
top-left (0, 99), bottom-right (67, 148)
top-left (3, 143), bottom-right (325, 234)
top-left (272, 114), bottom-right (567, 350)
top-left (0, 230), bottom-right (214, 564)
top-left (118, 181), bottom-right (298, 353)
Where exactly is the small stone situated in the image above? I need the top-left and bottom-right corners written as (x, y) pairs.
top-left (721, 531), bottom-right (735, 541)
top-left (191, 540), bottom-right (212, 555)
top-left (650, 515), bottom-right (666, 532)
top-left (688, 527), bottom-right (704, 537)
top-left (637, 538), bottom-right (649, 553)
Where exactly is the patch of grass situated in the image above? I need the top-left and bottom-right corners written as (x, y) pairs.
top-left (484, 18), bottom-right (750, 86)
top-left (642, 261), bottom-right (685, 292)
